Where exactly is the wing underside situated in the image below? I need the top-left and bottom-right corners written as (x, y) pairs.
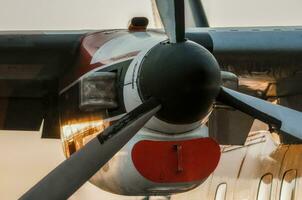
top-left (0, 32), bottom-right (84, 138)
top-left (1, 28), bottom-right (302, 140)
top-left (186, 26), bottom-right (302, 144)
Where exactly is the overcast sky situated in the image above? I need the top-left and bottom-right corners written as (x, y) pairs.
top-left (203, 0), bottom-right (302, 26)
top-left (0, 0), bottom-right (301, 30)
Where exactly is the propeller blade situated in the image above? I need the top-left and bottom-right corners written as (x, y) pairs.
top-left (20, 98), bottom-right (161, 200)
top-left (217, 87), bottom-right (302, 140)
top-left (156, 0), bottom-right (185, 43)
top-left (188, 0), bottom-right (209, 27)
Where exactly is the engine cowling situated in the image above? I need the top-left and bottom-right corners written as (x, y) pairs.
top-left (89, 126), bottom-right (220, 196)
top-left (59, 30), bottom-right (221, 196)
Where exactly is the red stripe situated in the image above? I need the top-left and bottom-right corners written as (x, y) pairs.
top-left (60, 31), bottom-right (128, 90)
top-left (131, 138), bottom-right (220, 183)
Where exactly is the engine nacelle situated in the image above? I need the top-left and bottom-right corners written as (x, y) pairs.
top-left (59, 30), bottom-right (221, 196)
top-left (89, 126), bottom-right (220, 196)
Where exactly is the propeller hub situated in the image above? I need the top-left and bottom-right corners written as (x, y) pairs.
top-left (138, 40), bottom-right (221, 124)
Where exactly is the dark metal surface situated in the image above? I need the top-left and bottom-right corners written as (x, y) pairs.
top-left (187, 27), bottom-right (302, 101)
top-left (209, 108), bottom-right (254, 145)
top-left (217, 87), bottom-right (281, 129)
top-left (187, 0), bottom-right (209, 27)
top-left (20, 98), bottom-right (161, 200)
top-left (138, 40), bottom-right (221, 124)
top-left (0, 32), bottom-right (85, 136)
top-left (218, 87), bottom-right (302, 143)
top-left (155, 0), bottom-right (185, 43)
top-left (186, 27), bottom-right (302, 80)
top-left (0, 32), bottom-right (84, 81)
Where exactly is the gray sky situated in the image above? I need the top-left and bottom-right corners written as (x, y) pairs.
top-left (0, 130), bottom-right (141, 200)
top-left (0, 0), bottom-right (301, 30)
top-left (202, 0), bottom-right (302, 26)
top-left (0, 0), bottom-right (156, 30)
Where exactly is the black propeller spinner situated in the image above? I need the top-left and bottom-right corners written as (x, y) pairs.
top-left (21, 0), bottom-right (302, 199)
top-left (138, 0), bottom-right (221, 124)
top-left (138, 40), bottom-right (221, 124)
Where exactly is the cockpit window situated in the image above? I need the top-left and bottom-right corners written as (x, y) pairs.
top-left (280, 170), bottom-right (297, 200)
top-left (215, 183), bottom-right (227, 200)
top-left (257, 173), bottom-right (273, 200)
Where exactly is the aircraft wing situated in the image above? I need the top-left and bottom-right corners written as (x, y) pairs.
top-left (0, 31), bottom-right (85, 138)
top-left (187, 26), bottom-right (302, 98)
top-left (1, 28), bottom-right (302, 140)
top-left (186, 27), bottom-right (302, 144)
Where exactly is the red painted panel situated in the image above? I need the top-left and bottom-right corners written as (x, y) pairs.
top-left (131, 138), bottom-right (220, 183)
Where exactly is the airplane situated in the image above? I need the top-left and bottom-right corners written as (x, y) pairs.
top-left (1, 0), bottom-right (302, 199)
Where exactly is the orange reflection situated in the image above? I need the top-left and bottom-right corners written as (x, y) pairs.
top-left (61, 119), bottom-right (109, 157)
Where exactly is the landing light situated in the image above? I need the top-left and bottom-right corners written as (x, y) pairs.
top-left (80, 72), bottom-right (118, 111)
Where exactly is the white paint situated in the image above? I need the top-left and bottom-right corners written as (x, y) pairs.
top-left (91, 32), bottom-right (166, 65)
top-left (145, 117), bottom-right (203, 134)
top-left (59, 57), bottom-right (134, 95)
top-left (60, 31), bottom-right (166, 95)
top-left (122, 31), bottom-right (166, 114)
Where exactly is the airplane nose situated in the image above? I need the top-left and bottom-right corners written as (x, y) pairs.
top-left (138, 40), bottom-right (221, 124)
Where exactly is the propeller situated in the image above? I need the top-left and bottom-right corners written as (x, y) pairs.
top-left (21, 0), bottom-right (302, 199)
top-left (188, 0), bottom-right (209, 27)
top-left (155, 0), bottom-right (185, 43)
top-left (152, 0), bottom-right (302, 142)
top-left (20, 98), bottom-right (161, 200)
top-left (217, 87), bottom-right (302, 140)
